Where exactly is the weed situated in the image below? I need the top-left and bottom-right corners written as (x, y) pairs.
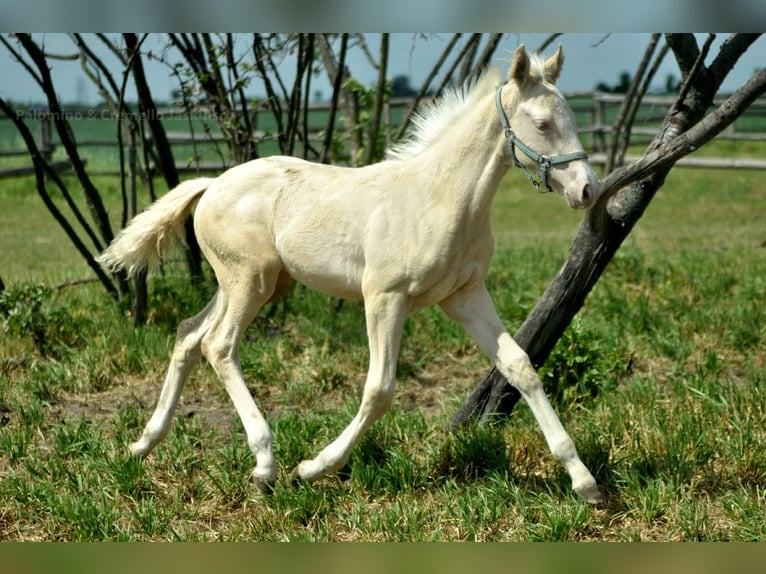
top-left (351, 426), bottom-right (425, 495)
top-left (435, 424), bottom-right (510, 482)
top-left (540, 315), bottom-right (631, 408)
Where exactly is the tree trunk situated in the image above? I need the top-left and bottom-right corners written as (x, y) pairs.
top-left (124, 33), bottom-right (204, 285)
top-left (320, 34), bottom-right (349, 165)
top-left (451, 33), bottom-right (764, 428)
top-left (317, 34), bottom-right (362, 162)
top-left (363, 33), bottom-right (389, 165)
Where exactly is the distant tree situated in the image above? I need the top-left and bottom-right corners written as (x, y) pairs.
top-left (596, 70), bottom-right (633, 93)
top-left (665, 73), bottom-right (682, 93)
top-left (391, 75), bottom-right (416, 98)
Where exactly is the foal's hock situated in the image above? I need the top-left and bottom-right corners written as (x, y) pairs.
top-left (98, 45), bottom-right (603, 503)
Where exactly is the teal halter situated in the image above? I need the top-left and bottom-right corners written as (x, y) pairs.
top-left (495, 87), bottom-right (588, 193)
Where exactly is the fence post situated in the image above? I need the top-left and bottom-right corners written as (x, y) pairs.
top-left (593, 93), bottom-right (607, 153)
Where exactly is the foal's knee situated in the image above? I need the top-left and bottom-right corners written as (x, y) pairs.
top-left (500, 352), bottom-right (543, 396)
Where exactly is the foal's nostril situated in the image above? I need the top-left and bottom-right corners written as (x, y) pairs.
top-left (581, 183), bottom-right (591, 203)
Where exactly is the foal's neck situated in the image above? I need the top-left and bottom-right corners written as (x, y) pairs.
top-left (424, 92), bottom-right (510, 220)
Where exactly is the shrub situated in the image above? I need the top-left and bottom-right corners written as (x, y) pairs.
top-left (539, 316), bottom-right (630, 409)
top-left (0, 282), bottom-right (85, 357)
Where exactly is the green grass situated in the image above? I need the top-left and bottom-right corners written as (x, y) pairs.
top-left (1, 159), bottom-right (765, 540)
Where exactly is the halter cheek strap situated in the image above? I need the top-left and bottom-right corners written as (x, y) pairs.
top-left (495, 87), bottom-right (588, 193)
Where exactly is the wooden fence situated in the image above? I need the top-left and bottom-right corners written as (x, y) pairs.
top-left (2, 92), bottom-right (766, 178)
top-left (583, 93), bottom-right (766, 170)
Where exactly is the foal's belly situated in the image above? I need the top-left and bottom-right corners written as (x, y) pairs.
top-left (273, 220), bottom-right (366, 301)
top-left (279, 251), bottom-right (365, 301)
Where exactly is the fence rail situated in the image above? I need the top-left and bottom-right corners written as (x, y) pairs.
top-left (2, 92), bottom-right (766, 178)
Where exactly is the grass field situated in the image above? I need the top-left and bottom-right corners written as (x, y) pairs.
top-left (1, 147), bottom-right (765, 540)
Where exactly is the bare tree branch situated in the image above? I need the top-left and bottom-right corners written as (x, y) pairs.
top-left (394, 33), bottom-right (463, 142)
top-left (0, 96), bottom-right (118, 298)
top-left (253, 33), bottom-right (288, 153)
top-left (433, 34), bottom-right (485, 98)
top-left (226, 33), bottom-right (255, 161)
top-left (536, 33), bottom-right (563, 53)
top-left (353, 33), bottom-right (378, 69)
top-left (0, 34), bottom-right (43, 87)
top-left (614, 40), bottom-right (669, 168)
top-left (320, 33), bottom-right (349, 164)
top-left (457, 34), bottom-right (481, 85)
top-left (317, 33), bottom-right (362, 161)
top-left (710, 34), bottom-right (762, 79)
top-left (15, 34), bottom-right (115, 248)
top-left (605, 34), bottom-right (661, 173)
top-left (601, 67), bottom-right (766, 204)
top-left (471, 33), bottom-right (504, 77)
top-left (674, 33), bottom-right (716, 111)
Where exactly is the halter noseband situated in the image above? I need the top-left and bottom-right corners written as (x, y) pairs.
top-left (495, 87), bottom-right (588, 193)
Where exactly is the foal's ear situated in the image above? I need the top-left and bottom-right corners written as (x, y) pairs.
top-left (510, 44), bottom-right (531, 86)
top-left (544, 44), bottom-right (565, 84)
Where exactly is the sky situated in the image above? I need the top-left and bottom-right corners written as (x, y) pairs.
top-left (0, 33), bottom-right (763, 105)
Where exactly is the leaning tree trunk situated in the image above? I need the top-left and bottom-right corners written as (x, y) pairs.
top-left (451, 33), bottom-right (764, 427)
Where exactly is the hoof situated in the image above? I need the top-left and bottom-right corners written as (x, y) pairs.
top-left (575, 481), bottom-right (603, 504)
top-left (290, 460), bottom-right (319, 484)
top-left (290, 460), bottom-right (327, 486)
top-left (128, 441), bottom-right (147, 457)
top-left (251, 470), bottom-right (276, 495)
top-left (252, 476), bottom-right (276, 495)
top-left (289, 466), bottom-right (304, 486)
top-left (289, 461), bottom-right (312, 485)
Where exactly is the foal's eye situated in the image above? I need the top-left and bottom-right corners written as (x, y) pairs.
top-left (534, 119), bottom-right (551, 131)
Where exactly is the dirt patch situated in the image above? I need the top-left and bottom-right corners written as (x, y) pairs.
top-left (47, 353), bottom-right (486, 438)
top-left (49, 375), bottom-right (238, 434)
top-left (398, 365), bottom-right (479, 421)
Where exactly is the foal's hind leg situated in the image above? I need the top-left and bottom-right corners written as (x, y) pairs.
top-left (130, 295), bottom-right (218, 457)
top-left (293, 291), bottom-right (408, 482)
top-left (200, 258), bottom-right (284, 491)
top-left (440, 283), bottom-right (602, 503)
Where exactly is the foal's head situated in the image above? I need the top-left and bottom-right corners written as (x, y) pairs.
top-left (498, 45), bottom-right (601, 209)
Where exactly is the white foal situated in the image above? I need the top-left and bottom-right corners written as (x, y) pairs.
top-left (98, 44), bottom-right (603, 503)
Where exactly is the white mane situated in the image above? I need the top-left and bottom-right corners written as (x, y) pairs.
top-left (527, 52), bottom-right (549, 83)
top-left (386, 67), bottom-right (503, 161)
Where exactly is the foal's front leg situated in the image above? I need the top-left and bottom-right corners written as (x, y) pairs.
top-left (440, 283), bottom-right (602, 503)
top-left (292, 291), bottom-right (407, 482)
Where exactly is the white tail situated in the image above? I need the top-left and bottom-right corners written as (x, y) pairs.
top-left (96, 178), bottom-right (213, 277)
